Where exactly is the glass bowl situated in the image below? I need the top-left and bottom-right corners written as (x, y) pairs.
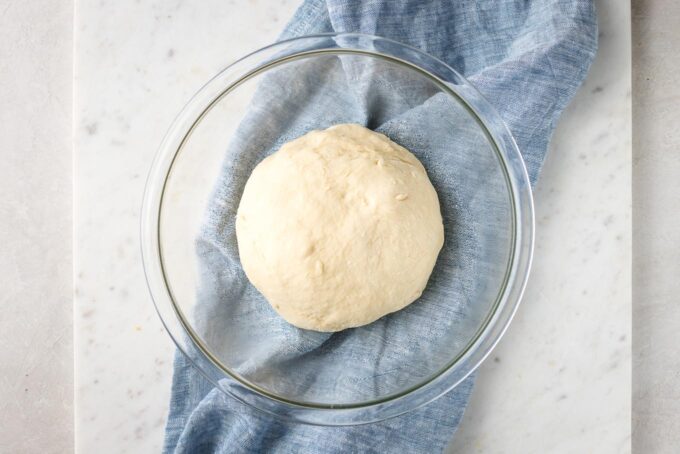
top-left (141, 33), bottom-right (534, 425)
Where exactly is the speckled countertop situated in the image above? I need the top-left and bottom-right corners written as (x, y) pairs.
top-left (7, 0), bottom-right (680, 453)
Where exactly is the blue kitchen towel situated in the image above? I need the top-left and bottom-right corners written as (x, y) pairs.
top-left (163, 1), bottom-right (597, 453)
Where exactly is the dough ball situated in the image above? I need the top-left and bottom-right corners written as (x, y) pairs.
top-left (235, 124), bottom-right (444, 332)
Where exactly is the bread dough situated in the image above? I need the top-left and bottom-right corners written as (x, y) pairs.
top-left (235, 124), bottom-right (444, 332)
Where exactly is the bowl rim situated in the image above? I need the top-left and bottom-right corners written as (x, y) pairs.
top-left (141, 32), bottom-right (535, 426)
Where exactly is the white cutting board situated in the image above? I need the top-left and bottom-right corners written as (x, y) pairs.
top-left (74, 1), bottom-right (631, 453)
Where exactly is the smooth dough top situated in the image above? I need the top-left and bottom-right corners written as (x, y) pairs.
top-left (235, 123), bottom-right (444, 332)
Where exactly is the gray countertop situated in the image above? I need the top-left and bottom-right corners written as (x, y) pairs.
top-left (0, 2), bottom-right (73, 453)
top-left (0, 1), bottom-right (677, 452)
top-left (631, 1), bottom-right (680, 451)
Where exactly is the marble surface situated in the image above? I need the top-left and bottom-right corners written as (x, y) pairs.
top-left (72, 1), bottom-right (631, 453)
top-left (0, 1), bottom-right (73, 453)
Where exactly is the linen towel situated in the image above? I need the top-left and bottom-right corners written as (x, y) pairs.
top-left (163, 1), bottom-right (597, 452)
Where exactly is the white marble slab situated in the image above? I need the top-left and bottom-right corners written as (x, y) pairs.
top-left (75, 1), bottom-right (631, 452)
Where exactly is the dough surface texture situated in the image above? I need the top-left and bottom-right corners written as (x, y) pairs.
top-left (235, 123), bottom-right (444, 332)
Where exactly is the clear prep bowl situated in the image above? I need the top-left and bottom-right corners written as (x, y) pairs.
top-left (141, 33), bottom-right (534, 425)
